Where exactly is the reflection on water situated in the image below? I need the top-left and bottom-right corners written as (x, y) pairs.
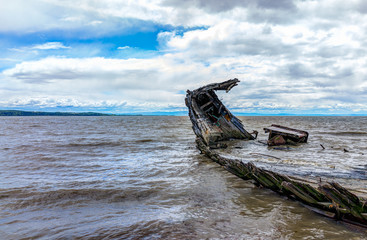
top-left (0, 116), bottom-right (366, 239)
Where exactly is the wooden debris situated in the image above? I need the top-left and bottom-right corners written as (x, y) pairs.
top-left (264, 124), bottom-right (309, 146)
top-left (195, 137), bottom-right (367, 228)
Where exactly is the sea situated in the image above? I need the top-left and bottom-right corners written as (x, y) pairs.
top-left (1, 116), bottom-right (367, 239)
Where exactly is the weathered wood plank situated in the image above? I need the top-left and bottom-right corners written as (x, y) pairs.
top-left (195, 137), bottom-right (367, 228)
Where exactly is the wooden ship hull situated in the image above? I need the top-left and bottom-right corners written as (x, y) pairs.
top-left (185, 79), bottom-right (367, 230)
top-left (185, 78), bottom-right (256, 146)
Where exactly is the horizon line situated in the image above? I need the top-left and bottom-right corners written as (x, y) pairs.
top-left (1, 109), bottom-right (367, 117)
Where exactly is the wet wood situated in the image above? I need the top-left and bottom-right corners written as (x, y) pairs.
top-left (264, 124), bottom-right (309, 146)
top-left (195, 137), bottom-right (367, 228)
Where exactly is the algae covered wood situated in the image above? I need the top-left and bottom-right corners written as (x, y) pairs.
top-left (195, 137), bottom-right (367, 228)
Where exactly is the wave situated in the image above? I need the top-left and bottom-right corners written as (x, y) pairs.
top-left (324, 131), bottom-right (367, 136)
top-left (83, 220), bottom-right (195, 239)
top-left (60, 139), bottom-right (160, 147)
top-left (2, 187), bottom-right (160, 209)
top-left (61, 141), bottom-right (124, 147)
top-left (135, 139), bottom-right (154, 143)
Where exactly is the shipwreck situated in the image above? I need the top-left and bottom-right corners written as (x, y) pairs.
top-left (185, 78), bottom-right (256, 146)
top-left (185, 79), bottom-right (367, 229)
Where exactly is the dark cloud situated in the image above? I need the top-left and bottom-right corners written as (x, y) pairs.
top-left (314, 45), bottom-right (366, 59)
top-left (164, 0), bottom-right (301, 25)
top-left (237, 88), bottom-right (302, 100)
top-left (284, 63), bottom-right (354, 86)
top-left (228, 38), bottom-right (291, 56)
top-left (308, 21), bottom-right (339, 31)
top-left (355, 0), bottom-right (367, 13)
top-left (245, 7), bottom-right (300, 24)
top-left (262, 25), bottom-right (272, 34)
top-left (163, 0), bottom-right (296, 13)
top-left (320, 90), bottom-right (367, 103)
top-left (256, 0), bottom-right (296, 10)
top-left (287, 63), bottom-right (322, 78)
top-left (316, 46), bottom-right (350, 58)
top-left (9, 70), bottom-right (82, 83)
top-left (175, 30), bottom-right (295, 60)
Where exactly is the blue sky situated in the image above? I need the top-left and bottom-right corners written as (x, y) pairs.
top-left (1, 0), bottom-right (367, 115)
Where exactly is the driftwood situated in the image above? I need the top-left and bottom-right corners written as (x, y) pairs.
top-left (196, 137), bottom-right (367, 228)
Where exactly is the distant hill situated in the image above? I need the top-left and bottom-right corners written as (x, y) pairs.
top-left (0, 110), bottom-right (114, 116)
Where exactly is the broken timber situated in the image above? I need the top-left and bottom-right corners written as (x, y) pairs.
top-left (264, 124), bottom-right (309, 146)
top-left (185, 79), bottom-right (367, 229)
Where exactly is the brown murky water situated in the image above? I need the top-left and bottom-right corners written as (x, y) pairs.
top-left (0, 116), bottom-right (366, 239)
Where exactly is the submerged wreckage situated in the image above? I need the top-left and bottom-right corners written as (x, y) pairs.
top-left (185, 79), bottom-right (367, 229)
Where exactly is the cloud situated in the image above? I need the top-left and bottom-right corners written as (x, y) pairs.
top-left (162, 0), bottom-right (296, 13)
top-left (0, 0), bottom-right (55, 32)
top-left (0, 56), bottom-right (216, 112)
top-left (1, 0), bottom-right (367, 114)
top-left (1, 0), bottom-right (366, 33)
top-left (2, 49), bottom-right (367, 114)
top-left (31, 42), bottom-right (70, 50)
top-left (0, 0), bottom-right (169, 36)
top-left (117, 46), bottom-right (131, 50)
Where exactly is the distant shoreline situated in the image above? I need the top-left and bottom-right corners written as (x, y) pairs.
top-left (0, 110), bottom-right (141, 116)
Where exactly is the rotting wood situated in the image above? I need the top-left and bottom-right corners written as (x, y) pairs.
top-left (195, 137), bottom-right (367, 228)
top-left (264, 124), bottom-right (309, 146)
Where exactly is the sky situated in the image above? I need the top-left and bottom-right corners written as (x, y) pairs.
top-left (1, 0), bottom-right (367, 115)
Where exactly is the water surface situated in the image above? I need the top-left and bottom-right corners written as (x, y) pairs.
top-left (0, 116), bottom-right (366, 239)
